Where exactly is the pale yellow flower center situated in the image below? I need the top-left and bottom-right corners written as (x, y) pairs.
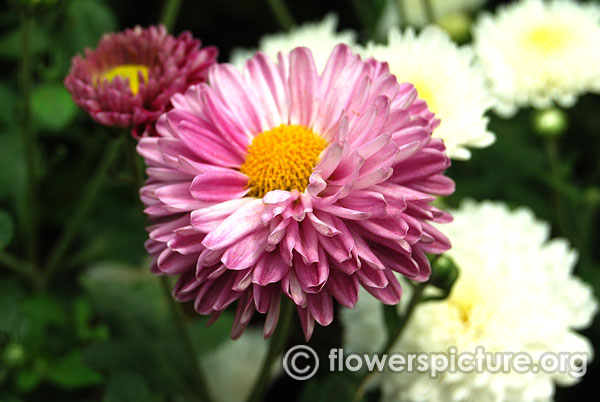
top-left (240, 124), bottom-right (328, 198)
top-left (413, 80), bottom-right (437, 114)
top-left (100, 64), bottom-right (149, 95)
top-left (523, 23), bottom-right (570, 55)
top-left (446, 276), bottom-right (482, 327)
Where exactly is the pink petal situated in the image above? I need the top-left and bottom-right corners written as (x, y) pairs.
top-left (221, 230), bottom-right (268, 270)
top-left (252, 251), bottom-right (289, 286)
top-left (293, 252), bottom-right (329, 292)
top-left (210, 64), bottom-right (266, 134)
top-left (157, 248), bottom-right (196, 275)
top-left (327, 269), bottom-right (359, 308)
top-left (288, 47), bottom-right (319, 127)
top-left (297, 306), bottom-right (315, 341)
top-left (202, 199), bottom-right (264, 250)
top-left (178, 120), bottom-right (245, 168)
top-left (263, 291), bottom-right (282, 338)
top-left (307, 290), bottom-right (334, 326)
top-left (191, 198), bottom-right (253, 232)
top-left (190, 170), bottom-right (249, 202)
top-left (364, 269), bottom-right (403, 305)
top-left (243, 52), bottom-right (288, 128)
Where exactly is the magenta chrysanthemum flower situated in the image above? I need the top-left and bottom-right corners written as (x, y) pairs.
top-left (64, 25), bottom-right (217, 137)
top-left (138, 44), bottom-right (454, 340)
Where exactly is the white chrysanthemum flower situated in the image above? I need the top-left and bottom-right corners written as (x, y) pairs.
top-left (202, 328), bottom-right (280, 402)
top-left (378, 0), bottom-right (486, 31)
top-left (362, 27), bottom-right (495, 160)
top-left (343, 200), bottom-right (598, 402)
top-left (473, 0), bottom-right (600, 116)
top-left (229, 13), bottom-right (356, 73)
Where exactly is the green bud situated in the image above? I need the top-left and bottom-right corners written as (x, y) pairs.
top-left (2, 343), bottom-right (26, 367)
top-left (532, 108), bottom-right (567, 138)
top-left (426, 255), bottom-right (459, 300)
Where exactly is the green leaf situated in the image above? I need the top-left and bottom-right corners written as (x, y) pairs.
top-left (31, 83), bottom-right (78, 131)
top-left (22, 294), bottom-right (67, 327)
top-left (46, 351), bottom-right (104, 389)
top-left (0, 209), bottom-right (14, 249)
top-left (80, 262), bottom-right (168, 330)
top-left (20, 294), bottom-right (67, 352)
top-left (102, 371), bottom-right (153, 402)
top-left (60, 0), bottom-right (117, 56)
top-left (0, 25), bottom-right (50, 60)
top-left (0, 278), bottom-right (26, 334)
top-left (189, 313), bottom-right (235, 355)
top-left (83, 338), bottom-right (191, 395)
top-left (15, 368), bottom-right (42, 392)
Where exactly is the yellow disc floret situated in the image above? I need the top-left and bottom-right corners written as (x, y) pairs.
top-left (523, 23), bottom-right (571, 55)
top-left (240, 124), bottom-right (328, 198)
top-left (100, 64), bottom-right (149, 95)
top-left (412, 79), bottom-right (437, 114)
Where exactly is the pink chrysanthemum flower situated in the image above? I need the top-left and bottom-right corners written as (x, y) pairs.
top-left (138, 44), bottom-right (454, 340)
top-left (64, 25), bottom-right (217, 137)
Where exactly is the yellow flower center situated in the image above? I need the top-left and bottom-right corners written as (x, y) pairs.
top-left (524, 23), bottom-right (570, 55)
top-left (240, 124), bottom-right (328, 198)
top-left (100, 64), bottom-right (149, 95)
top-left (413, 80), bottom-right (437, 114)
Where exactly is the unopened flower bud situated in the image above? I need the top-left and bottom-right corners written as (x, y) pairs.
top-left (532, 108), bottom-right (567, 138)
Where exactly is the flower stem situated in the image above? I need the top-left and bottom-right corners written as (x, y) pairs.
top-left (352, 282), bottom-right (427, 402)
top-left (42, 135), bottom-right (124, 285)
top-left (544, 138), bottom-right (577, 241)
top-left (245, 297), bottom-right (294, 402)
top-left (159, 0), bottom-right (183, 31)
top-left (422, 0), bottom-right (436, 24)
top-left (0, 250), bottom-right (35, 279)
top-left (20, 11), bottom-right (38, 266)
top-left (158, 276), bottom-right (214, 402)
top-left (578, 188), bottom-right (599, 268)
top-left (127, 135), bottom-right (144, 188)
top-left (396, 0), bottom-right (407, 28)
top-left (383, 282), bottom-right (426, 352)
top-left (266, 0), bottom-right (295, 32)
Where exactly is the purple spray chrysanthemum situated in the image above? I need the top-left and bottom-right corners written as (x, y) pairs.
top-left (65, 25), bottom-right (217, 137)
top-left (138, 44), bottom-right (454, 340)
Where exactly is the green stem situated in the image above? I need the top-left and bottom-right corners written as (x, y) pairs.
top-left (159, 0), bottom-right (183, 31)
top-left (382, 282), bottom-right (426, 352)
top-left (127, 135), bottom-right (144, 188)
top-left (352, 282), bottom-right (427, 402)
top-left (42, 136), bottom-right (124, 285)
top-left (266, 0), bottom-right (295, 32)
top-left (544, 138), bottom-right (577, 242)
top-left (0, 250), bottom-right (35, 279)
top-left (21, 11), bottom-right (38, 265)
top-left (396, 0), bottom-right (406, 28)
top-left (159, 276), bottom-right (214, 402)
top-left (245, 297), bottom-right (294, 402)
top-left (578, 191), bottom-right (599, 267)
top-left (422, 0), bottom-right (435, 24)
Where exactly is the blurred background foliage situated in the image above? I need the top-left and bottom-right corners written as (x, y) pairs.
top-left (0, 0), bottom-right (598, 401)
